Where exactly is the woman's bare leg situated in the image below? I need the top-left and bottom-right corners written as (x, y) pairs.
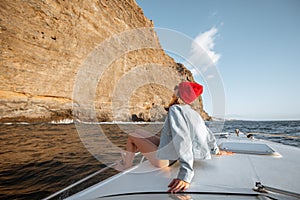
top-left (119, 129), bottom-right (168, 170)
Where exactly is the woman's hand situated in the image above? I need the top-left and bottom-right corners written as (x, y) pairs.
top-left (216, 150), bottom-right (234, 156)
top-left (168, 178), bottom-right (190, 193)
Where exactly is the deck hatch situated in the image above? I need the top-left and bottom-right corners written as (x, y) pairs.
top-left (219, 142), bottom-right (276, 155)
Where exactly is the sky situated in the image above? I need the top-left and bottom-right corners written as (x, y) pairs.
top-left (136, 0), bottom-right (300, 121)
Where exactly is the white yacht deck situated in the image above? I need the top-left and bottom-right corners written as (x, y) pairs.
top-left (66, 133), bottom-right (300, 199)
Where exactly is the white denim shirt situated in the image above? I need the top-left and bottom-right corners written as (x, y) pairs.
top-left (157, 104), bottom-right (219, 183)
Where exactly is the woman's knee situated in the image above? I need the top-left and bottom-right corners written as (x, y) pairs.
top-left (132, 129), bottom-right (153, 138)
top-left (128, 133), bottom-right (141, 143)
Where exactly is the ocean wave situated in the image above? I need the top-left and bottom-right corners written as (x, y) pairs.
top-left (74, 120), bottom-right (164, 125)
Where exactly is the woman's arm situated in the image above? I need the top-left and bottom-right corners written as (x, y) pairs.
top-left (168, 106), bottom-right (194, 191)
top-left (206, 127), bottom-right (234, 156)
top-left (206, 127), bottom-right (220, 155)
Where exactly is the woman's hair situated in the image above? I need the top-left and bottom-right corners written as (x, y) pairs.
top-left (173, 85), bottom-right (179, 91)
top-left (164, 85), bottom-right (181, 111)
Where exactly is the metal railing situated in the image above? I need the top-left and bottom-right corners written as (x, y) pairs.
top-left (42, 152), bottom-right (145, 200)
top-left (42, 162), bottom-right (117, 200)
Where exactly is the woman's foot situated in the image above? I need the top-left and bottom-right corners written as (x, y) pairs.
top-left (113, 151), bottom-right (130, 171)
top-left (113, 160), bottom-right (127, 171)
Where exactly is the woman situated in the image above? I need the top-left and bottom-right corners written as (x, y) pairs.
top-left (115, 81), bottom-right (231, 193)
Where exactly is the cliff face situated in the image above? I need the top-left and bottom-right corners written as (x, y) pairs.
top-left (0, 0), bottom-right (210, 122)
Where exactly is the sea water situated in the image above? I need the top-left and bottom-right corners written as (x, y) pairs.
top-left (0, 120), bottom-right (299, 199)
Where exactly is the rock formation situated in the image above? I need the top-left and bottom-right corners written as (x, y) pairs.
top-left (0, 0), bottom-right (211, 122)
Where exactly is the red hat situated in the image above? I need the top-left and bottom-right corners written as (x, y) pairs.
top-left (178, 82), bottom-right (203, 104)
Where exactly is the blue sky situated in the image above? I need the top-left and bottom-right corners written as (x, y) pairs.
top-left (136, 0), bottom-right (300, 120)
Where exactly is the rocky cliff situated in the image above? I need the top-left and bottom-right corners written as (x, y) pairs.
top-left (0, 0), bottom-right (211, 122)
